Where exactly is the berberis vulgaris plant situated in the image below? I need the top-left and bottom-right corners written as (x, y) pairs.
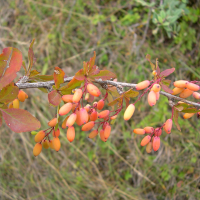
top-left (1, 39), bottom-right (200, 156)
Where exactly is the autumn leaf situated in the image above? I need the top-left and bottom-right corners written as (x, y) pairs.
top-left (181, 108), bottom-right (199, 113)
top-left (27, 39), bottom-right (36, 75)
top-left (0, 83), bottom-right (19, 104)
top-left (48, 90), bottom-right (62, 106)
top-left (54, 66), bottom-right (65, 89)
top-left (74, 69), bottom-right (85, 80)
top-left (162, 79), bottom-right (171, 87)
top-left (173, 109), bottom-right (181, 131)
top-left (29, 70), bottom-right (40, 77)
top-left (89, 70), bottom-right (116, 81)
top-left (0, 108), bottom-right (41, 133)
top-left (160, 83), bottom-right (173, 94)
top-left (0, 47), bottom-right (23, 89)
top-left (108, 95), bottom-right (123, 107)
top-left (29, 74), bottom-right (54, 81)
top-left (160, 68), bottom-right (175, 78)
top-left (124, 89), bottom-right (139, 98)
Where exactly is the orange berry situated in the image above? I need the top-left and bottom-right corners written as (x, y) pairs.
top-left (87, 84), bottom-right (101, 97)
top-left (18, 90), bottom-right (27, 102)
top-left (164, 119), bottom-right (172, 134)
top-left (133, 128), bottom-right (145, 135)
top-left (33, 143), bottom-right (42, 156)
top-left (136, 80), bottom-right (150, 90)
top-left (66, 126), bottom-right (75, 142)
top-left (53, 137), bottom-right (61, 151)
top-left (35, 130), bottom-right (46, 143)
top-left (193, 92), bottom-right (200, 99)
top-left (97, 100), bottom-right (104, 110)
top-left (152, 84), bottom-right (161, 92)
top-left (73, 89), bottom-right (83, 103)
top-left (49, 140), bottom-right (54, 149)
top-left (71, 103), bottom-right (79, 112)
top-left (8, 103), bottom-right (13, 109)
top-left (42, 140), bottom-right (49, 149)
top-left (76, 108), bottom-right (89, 126)
top-left (25, 94), bottom-right (28, 99)
top-left (174, 80), bottom-right (188, 88)
top-left (62, 94), bottom-right (73, 102)
top-left (155, 92), bottom-right (160, 101)
top-left (153, 136), bottom-right (160, 151)
top-left (13, 99), bottom-right (19, 109)
top-left (110, 115), bottom-right (118, 120)
top-left (172, 87), bottom-right (185, 95)
top-left (62, 116), bottom-right (69, 129)
top-left (102, 122), bottom-right (109, 130)
top-left (148, 91), bottom-right (156, 106)
top-left (59, 103), bottom-right (72, 116)
top-left (100, 129), bottom-right (106, 142)
top-left (104, 125), bottom-right (111, 139)
top-left (179, 89), bottom-right (193, 98)
top-left (84, 104), bottom-right (91, 112)
top-left (98, 110), bottom-right (110, 119)
top-left (53, 128), bottom-right (60, 137)
top-left (154, 128), bottom-right (162, 137)
top-left (183, 113), bottom-right (195, 119)
top-left (66, 113), bottom-right (77, 127)
top-left (186, 83), bottom-right (199, 91)
top-left (90, 110), bottom-right (98, 121)
top-left (48, 118), bottom-right (57, 127)
top-left (88, 130), bottom-right (98, 139)
top-left (146, 142), bottom-right (153, 153)
top-left (82, 121), bottom-right (95, 131)
top-left (140, 135), bottom-right (151, 146)
top-left (124, 104), bottom-right (135, 120)
top-left (144, 126), bottom-right (154, 134)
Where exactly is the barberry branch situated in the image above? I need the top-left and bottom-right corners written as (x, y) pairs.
top-left (16, 76), bottom-right (200, 109)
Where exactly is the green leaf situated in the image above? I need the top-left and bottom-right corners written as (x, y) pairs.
top-left (0, 108), bottom-right (41, 133)
top-left (181, 108), bottom-right (199, 113)
top-left (162, 79), bottom-right (171, 87)
top-left (31, 131), bottom-right (38, 135)
top-left (0, 83), bottom-right (19, 104)
top-left (89, 70), bottom-right (116, 81)
top-left (29, 70), bottom-right (40, 77)
top-left (30, 74), bottom-right (54, 81)
top-left (124, 89), bottom-right (139, 98)
top-left (108, 96), bottom-right (123, 107)
top-left (53, 66), bottom-right (65, 89)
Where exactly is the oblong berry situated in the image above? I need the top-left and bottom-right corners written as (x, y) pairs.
top-left (48, 118), bottom-right (57, 127)
top-left (35, 130), bottom-right (45, 143)
top-left (62, 95), bottom-right (73, 102)
top-left (146, 142), bottom-right (153, 153)
top-left (174, 80), bottom-right (188, 88)
top-left (8, 103), bottom-right (13, 108)
top-left (90, 110), bottom-right (98, 121)
top-left (98, 110), bottom-right (110, 119)
top-left (59, 103), bottom-right (72, 116)
top-left (18, 90), bottom-right (27, 102)
top-left (136, 80), bottom-right (150, 90)
top-left (144, 126), bottom-right (154, 134)
top-left (172, 87), bottom-right (185, 95)
top-left (179, 89), bottom-right (193, 98)
top-left (133, 128), bottom-right (145, 135)
top-left (87, 84), bottom-right (101, 97)
top-left (49, 140), bottom-right (54, 149)
top-left (183, 113), bottom-right (195, 119)
top-left (186, 82), bottom-right (199, 91)
top-left (73, 89), bottom-right (83, 103)
top-left (100, 129), bottom-right (106, 142)
top-left (164, 119), bottom-right (172, 134)
top-left (152, 84), bottom-right (161, 92)
top-left (62, 116), bottom-right (69, 129)
top-left (153, 136), bottom-right (160, 151)
top-left (88, 130), bottom-right (98, 139)
top-left (53, 128), bottom-right (60, 137)
top-left (104, 125), bottom-right (111, 139)
top-left (110, 115), bottom-right (118, 120)
top-left (124, 104), bottom-right (135, 120)
top-left (67, 126), bottom-right (75, 142)
top-left (148, 91), bottom-right (156, 106)
top-left (33, 143), bottom-right (42, 156)
top-left (13, 99), bottom-right (19, 109)
top-left (154, 128), bottom-right (162, 137)
top-left (76, 108), bottom-right (89, 125)
top-left (97, 100), bottom-right (104, 110)
top-left (82, 121), bottom-right (95, 131)
top-left (193, 92), bottom-right (200, 99)
top-left (42, 140), bottom-right (49, 149)
top-left (155, 92), bottom-right (160, 101)
top-left (140, 135), bottom-right (151, 146)
top-left (53, 137), bottom-right (61, 151)
top-left (66, 113), bottom-right (77, 127)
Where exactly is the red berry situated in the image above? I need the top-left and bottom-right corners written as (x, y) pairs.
top-left (133, 128), bottom-right (145, 135)
top-left (88, 130), bottom-right (98, 139)
top-left (153, 136), bottom-right (160, 151)
top-left (140, 135), bottom-right (151, 146)
top-left (164, 119), bottom-right (172, 134)
top-left (97, 100), bottom-right (104, 110)
top-left (82, 121), bottom-right (95, 131)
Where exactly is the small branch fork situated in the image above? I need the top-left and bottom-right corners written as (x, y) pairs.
top-left (16, 76), bottom-right (200, 109)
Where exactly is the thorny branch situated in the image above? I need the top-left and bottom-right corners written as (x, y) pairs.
top-left (16, 76), bottom-right (200, 109)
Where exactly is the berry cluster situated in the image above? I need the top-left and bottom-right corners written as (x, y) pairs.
top-left (9, 90), bottom-right (28, 109)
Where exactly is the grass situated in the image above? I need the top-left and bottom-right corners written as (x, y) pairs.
top-left (0, 0), bottom-right (200, 199)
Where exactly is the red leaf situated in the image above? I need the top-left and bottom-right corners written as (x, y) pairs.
top-left (54, 66), bottom-right (65, 89)
top-left (89, 70), bottom-right (116, 81)
top-left (0, 83), bottom-right (19, 104)
top-left (0, 108), bottom-right (41, 133)
top-left (83, 61), bottom-right (89, 75)
top-left (89, 66), bottom-right (100, 76)
top-left (0, 47), bottom-right (23, 89)
top-left (48, 90), bottom-right (62, 106)
top-left (124, 97), bottom-right (130, 108)
top-left (160, 83), bottom-right (173, 94)
top-left (160, 68), bottom-right (175, 78)
top-left (0, 111), bottom-right (2, 128)
top-left (74, 69), bottom-right (85, 80)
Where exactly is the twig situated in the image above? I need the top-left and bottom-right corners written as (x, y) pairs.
top-left (16, 77), bottom-right (200, 109)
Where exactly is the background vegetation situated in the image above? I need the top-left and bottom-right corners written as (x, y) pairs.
top-left (0, 0), bottom-right (199, 199)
